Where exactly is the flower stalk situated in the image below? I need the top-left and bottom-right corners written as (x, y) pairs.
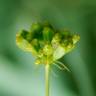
top-left (45, 64), bottom-right (50, 96)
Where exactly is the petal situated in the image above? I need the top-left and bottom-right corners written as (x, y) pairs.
top-left (53, 45), bottom-right (66, 60)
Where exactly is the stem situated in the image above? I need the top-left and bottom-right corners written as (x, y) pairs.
top-left (45, 64), bottom-right (50, 96)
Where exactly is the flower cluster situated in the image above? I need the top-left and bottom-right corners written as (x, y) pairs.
top-left (16, 22), bottom-right (80, 67)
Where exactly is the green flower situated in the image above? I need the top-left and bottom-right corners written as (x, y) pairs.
top-left (16, 22), bottom-right (80, 70)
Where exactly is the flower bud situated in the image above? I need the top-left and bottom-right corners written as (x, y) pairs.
top-left (30, 22), bottom-right (43, 39)
top-left (43, 44), bottom-right (53, 56)
top-left (16, 32), bottom-right (32, 52)
top-left (51, 33), bottom-right (61, 48)
top-left (72, 34), bottom-right (80, 44)
top-left (43, 27), bottom-right (54, 42)
top-left (19, 30), bottom-right (33, 42)
top-left (31, 39), bottom-right (40, 52)
top-left (43, 22), bottom-right (53, 29)
top-left (35, 58), bottom-right (41, 65)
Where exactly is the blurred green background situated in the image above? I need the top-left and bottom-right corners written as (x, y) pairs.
top-left (0, 0), bottom-right (96, 96)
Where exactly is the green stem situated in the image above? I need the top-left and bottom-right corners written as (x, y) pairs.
top-left (45, 64), bottom-right (50, 96)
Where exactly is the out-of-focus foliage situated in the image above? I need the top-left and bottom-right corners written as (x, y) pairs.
top-left (0, 0), bottom-right (96, 96)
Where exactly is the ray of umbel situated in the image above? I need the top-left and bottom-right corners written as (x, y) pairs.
top-left (55, 61), bottom-right (70, 72)
top-left (16, 22), bottom-right (80, 96)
